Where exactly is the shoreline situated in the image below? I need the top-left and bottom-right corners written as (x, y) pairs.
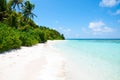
top-left (0, 40), bottom-right (66, 80)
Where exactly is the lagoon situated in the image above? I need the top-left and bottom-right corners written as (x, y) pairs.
top-left (54, 40), bottom-right (120, 80)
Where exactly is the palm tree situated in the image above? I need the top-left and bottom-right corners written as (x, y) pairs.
top-left (8, 0), bottom-right (24, 10)
top-left (0, 0), bottom-right (7, 12)
top-left (0, 0), bottom-right (7, 21)
top-left (22, 1), bottom-right (36, 21)
top-left (7, 11), bottom-right (18, 27)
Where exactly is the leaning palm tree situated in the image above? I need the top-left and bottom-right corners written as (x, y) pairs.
top-left (8, 0), bottom-right (24, 10)
top-left (22, 1), bottom-right (36, 21)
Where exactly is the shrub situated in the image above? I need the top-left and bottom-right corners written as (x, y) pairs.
top-left (19, 30), bottom-right (39, 46)
top-left (0, 23), bottom-right (65, 53)
top-left (0, 23), bottom-right (22, 53)
top-left (34, 28), bottom-right (47, 43)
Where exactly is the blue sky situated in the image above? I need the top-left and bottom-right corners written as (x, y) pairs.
top-left (30, 0), bottom-right (120, 39)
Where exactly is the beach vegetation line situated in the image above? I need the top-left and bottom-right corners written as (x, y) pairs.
top-left (0, 0), bottom-right (65, 53)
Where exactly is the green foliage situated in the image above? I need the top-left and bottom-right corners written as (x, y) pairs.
top-left (8, 0), bottom-right (24, 10)
top-left (0, 0), bottom-right (65, 53)
top-left (0, 23), bottom-right (22, 53)
top-left (33, 28), bottom-right (47, 43)
top-left (0, 22), bottom-right (65, 53)
top-left (0, 0), bottom-right (7, 12)
top-left (19, 32), bottom-right (38, 46)
top-left (39, 26), bottom-right (65, 40)
top-left (0, 0), bottom-right (7, 21)
top-left (22, 0), bottom-right (36, 21)
top-left (7, 11), bottom-right (18, 28)
top-left (19, 28), bottom-right (41, 46)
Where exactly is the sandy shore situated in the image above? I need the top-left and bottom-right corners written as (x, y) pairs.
top-left (0, 40), bottom-right (66, 80)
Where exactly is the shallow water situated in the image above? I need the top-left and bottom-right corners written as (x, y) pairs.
top-left (54, 40), bottom-right (120, 80)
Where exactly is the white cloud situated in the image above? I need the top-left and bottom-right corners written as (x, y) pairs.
top-left (118, 20), bottom-right (120, 23)
top-left (58, 27), bottom-right (71, 33)
top-left (99, 0), bottom-right (120, 7)
top-left (75, 34), bottom-right (81, 38)
top-left (89, 21), bottom-right (113, 34)
top-left (55, 20), bottom-right (59, 24)
top-left (61, 28), bottom-right (71, 38)
top-left (63, 28), bottom-right (71, 33)
top-left (81, 27), bottom-right (90, 34)
top-left (115, 9), bottom-right (120, 15)
top-left (53, 27), bottom-right (56, 30)
top-left (110, 9), bottom-right (120, 15)
top-left (59, 27), bottom-right (63, 30)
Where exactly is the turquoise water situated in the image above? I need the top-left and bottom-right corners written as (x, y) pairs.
top-left (54, 40), bottom-right (120, 80)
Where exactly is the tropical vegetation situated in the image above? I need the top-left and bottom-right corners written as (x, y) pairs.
top-left (0, 0), bottom-right (65, 53)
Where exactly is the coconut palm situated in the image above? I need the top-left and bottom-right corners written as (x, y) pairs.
top-left (22, 1), bottom-right (36, 21)
top-left (8, 0), bottom-right (24, 10)
top-left (0, 0), bottom-right (7, 21)
top-left (0, 0), bottom-right (7, 12)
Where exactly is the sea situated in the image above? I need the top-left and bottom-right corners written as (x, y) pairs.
top-left (53, 39), bottom-right (120, 80)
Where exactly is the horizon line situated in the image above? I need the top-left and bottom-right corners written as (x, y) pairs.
top-left (66, 38), bottom-right (120, 40)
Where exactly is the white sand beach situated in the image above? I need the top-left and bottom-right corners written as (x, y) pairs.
top-left (0, 41), bottom-right (66, 80)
